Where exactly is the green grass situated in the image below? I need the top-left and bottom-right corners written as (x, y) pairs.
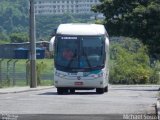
top-left (40, 80), bottom-right (54, 86)
top-left (36, 59), bottom-right (54, 74)
top-left (13, 80), bottom-right (27, 86)
top-left (0, 58), bottom-right (54, 73)
top-left (14, 59), bottom-right (54, 73)
top-left (0, 59), bottom-right (54, 87)
top-left (14, 80), bottom-right (54, 86)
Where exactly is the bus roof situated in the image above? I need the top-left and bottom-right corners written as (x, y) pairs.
top-left (56, 23), bottom-right (106, 36)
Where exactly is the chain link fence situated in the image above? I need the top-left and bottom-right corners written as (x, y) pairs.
top-left (0, 59), bottom-right (54, 87)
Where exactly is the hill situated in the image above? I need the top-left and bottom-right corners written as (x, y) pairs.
top-left (0, 0), bottom-right (94, 43)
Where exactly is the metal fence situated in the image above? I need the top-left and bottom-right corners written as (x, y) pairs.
top-left (0, 59), bottom-right (54, 87)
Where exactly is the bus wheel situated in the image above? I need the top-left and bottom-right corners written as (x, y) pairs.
top-left (96, 88), bottom-right (104, 94)
top-left (104, 86), bottom-right (108, 92)
top-left (70, 89), bottom-right (75, 94)
top-left (57, 88), bottom-right (64, 95)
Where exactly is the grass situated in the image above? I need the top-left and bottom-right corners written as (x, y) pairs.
top-left (36, 59), bottom-right (54, 74)
top-left (0, 59), bottom-right (53, 72)
top-left (14, 59), bottom-right (54, 74)
top-left (40, 80), bottom-right (54, 86)
top-left (14, 79), bottom-right (54, 86)
top-left (0, 59), bottom-right (54, 87)
top-left (0, 80), bottom-right (54, 88)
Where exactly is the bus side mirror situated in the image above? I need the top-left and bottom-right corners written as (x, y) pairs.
top-left (51, 28), bottom-right (57, 37)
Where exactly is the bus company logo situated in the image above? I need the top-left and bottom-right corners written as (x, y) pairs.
top-left (77, 76), bottom-right (81, 80)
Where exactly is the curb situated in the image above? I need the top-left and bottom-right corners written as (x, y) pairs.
top-left (156, 98), bottom-right (160, 120)
top-left (0, 86), bottom-right (54, 94)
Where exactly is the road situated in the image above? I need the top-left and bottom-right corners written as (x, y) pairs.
top-left (0, 85), bottom-right (159, 120)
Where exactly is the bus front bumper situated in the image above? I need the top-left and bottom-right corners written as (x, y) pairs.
top-left (54, 78), bottom-right (107, 89)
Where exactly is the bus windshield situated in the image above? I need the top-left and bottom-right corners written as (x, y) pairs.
top-left (55, 36), bottom-right (105, 72)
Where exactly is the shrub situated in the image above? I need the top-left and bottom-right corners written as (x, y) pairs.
top-left (110, 37), bottom-right (152, 84)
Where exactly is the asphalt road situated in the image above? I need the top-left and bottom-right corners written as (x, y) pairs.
top-left (0, 85), bottom-right (159, 120)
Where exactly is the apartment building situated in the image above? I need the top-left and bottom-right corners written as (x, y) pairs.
top-left (34, 0), bottom-right (100, 15)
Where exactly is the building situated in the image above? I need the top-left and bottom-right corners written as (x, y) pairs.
top-left (34, 0), bottom-right (100, 15)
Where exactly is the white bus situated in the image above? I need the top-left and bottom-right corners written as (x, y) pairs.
top-left (51, 23), bottom-right (109, 94)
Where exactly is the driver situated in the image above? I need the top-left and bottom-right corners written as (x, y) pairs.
top-left (62, 48), bottom-right (74, 60)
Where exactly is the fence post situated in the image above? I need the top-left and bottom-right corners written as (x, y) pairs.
top-left (156, 72), bottom-right (160, 84)
top-left (13, 59), bottom-right (18, 86)
top-left (0, 59), bottom-right (4, 85)
top-left (26, 60), bottom-right (30, 85)
top-left (7, 59), bottom-right (12, 86)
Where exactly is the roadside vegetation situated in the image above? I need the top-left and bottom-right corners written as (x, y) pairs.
top-left (93, 0), bottom-right (160, 59)
top-left (92, 0), bottom-right (160, 84)
top-left (0, 0), bottom-right (94, 43)
top-left (110, 37), bottom-right (160, 84)
top-left (0, 44), bottom-right (160, 88)
top-left (0, 0), bottom-right (160, 87)
top-left (0, 59), bottom-right (54, 88)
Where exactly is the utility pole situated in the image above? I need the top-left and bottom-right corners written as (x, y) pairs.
top-left (29, 0), bottom-right (37, 88)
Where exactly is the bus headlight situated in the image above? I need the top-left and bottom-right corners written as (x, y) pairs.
top-left (91, 73), bottom-right (103, 78)
top-left (55, 72), bottom-right (66, 78)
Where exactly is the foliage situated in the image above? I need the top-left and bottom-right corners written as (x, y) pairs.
top-left (93, 0), bottom-right (160, 59)
top-left (95, 19), bottom-right (104, 24)
top-left (10, 32), bottom-right (29, 43)
top-left (110, 38), bottom-right (152, 84)
top-left (36, 61), bottom-right (47, 85)
top-left (0, 0), bottom-right (94, 42)
top-left (0, 0), bottom-right (29, 43)
top-left (0, 39), bottom-right (10, 44)
top-left (0, 27), bottom-right (9, 43)
top-left (150, 61), bottom-right (160, 83)
top-left (0, 0), bottom-right (29, 33)
top-left (36, 14), bottom-right (93, 40)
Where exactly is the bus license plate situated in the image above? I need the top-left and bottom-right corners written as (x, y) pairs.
top-left (75, 82), bottom-right (83, 86)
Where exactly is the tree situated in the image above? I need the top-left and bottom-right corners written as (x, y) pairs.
top-left (93, 0), bottom-right (160, 59)
top-left (0, 1), bottom-right (93, 42)
top-left (10, 32), bottom-right (29, 43)
top-left (36, 14), bottom-right (92, 40)
top-left (0, 26), bottom-right (9, 43)
top-left (0, 0), bottom-right (29, 42)
top-left (110, 38), bottom-right (152, 84)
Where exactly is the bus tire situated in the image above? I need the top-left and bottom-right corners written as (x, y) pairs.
top-left (104, 86), bottom-right (108, 92)
top-left (96, 88), bottom-right (104, 94)
top-left (70, 89), bottom-right (75, 94)
top-left (57, 88), bottom-right (64, 94)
